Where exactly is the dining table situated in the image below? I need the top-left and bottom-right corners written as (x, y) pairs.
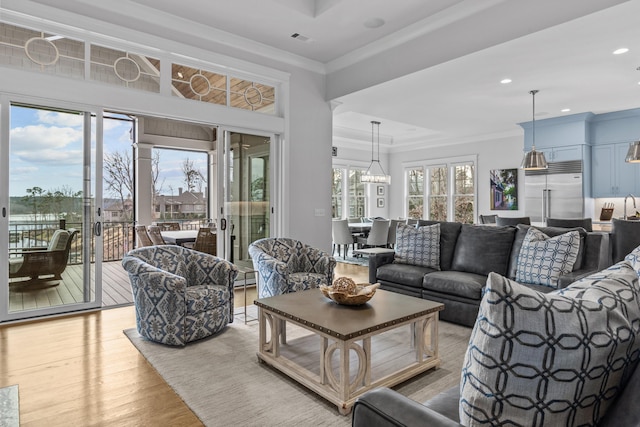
top-left (348, 222), bottom-right (373, 235)
top-left (160, 229), bottom-right (199, 246)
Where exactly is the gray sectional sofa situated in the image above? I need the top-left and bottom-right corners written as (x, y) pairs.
top-left (369, 220), bottom-right (611, 327)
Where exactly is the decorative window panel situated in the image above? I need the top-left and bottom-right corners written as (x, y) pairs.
top-left (230, 78), bottom-right (275, 114)
top-left (90, 44), bottom-right (160, 92)
top-left (0, 22), bottom-right (84, 78)
top-left (171, 64), bottom-right (226, 105)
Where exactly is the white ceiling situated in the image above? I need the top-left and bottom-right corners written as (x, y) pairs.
top-left (20, 0), bottom-right (640, 148)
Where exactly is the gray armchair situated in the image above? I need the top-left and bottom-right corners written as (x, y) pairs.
top-left (122, 245), bottom-right (238, 346)
top-left (248, 237), bottom-right (336, 298)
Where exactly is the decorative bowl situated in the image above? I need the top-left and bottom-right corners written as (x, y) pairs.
top-left (320, 283), bottom-right (379, 306)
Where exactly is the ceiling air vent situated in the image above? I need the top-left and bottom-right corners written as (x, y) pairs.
top-left (290, 33), bottom-right (313, 42)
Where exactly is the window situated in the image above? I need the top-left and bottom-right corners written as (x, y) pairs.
top-left (404, 157), bottom-right (476, 223)
top-left (331, 166), bottom-right (367, 219)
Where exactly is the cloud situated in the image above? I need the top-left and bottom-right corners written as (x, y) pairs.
top-left (10, 124), bottom-right (82, 153)
top-left (12, 148), bottom-right (83, 164)
top-left (36, 110), bottom-right (84, 127)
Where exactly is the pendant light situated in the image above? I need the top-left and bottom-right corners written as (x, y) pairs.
top-left (625, 140), bottom-right (640, 163)
top-left (361, 120), bottom-right (391, 184)
top-left (521, 90), bottom-right (548, 170)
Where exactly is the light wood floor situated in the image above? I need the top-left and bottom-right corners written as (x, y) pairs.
top-left (0, 262), bottom-right (368, 426)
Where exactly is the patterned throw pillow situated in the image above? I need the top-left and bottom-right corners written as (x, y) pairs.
top-left (626, 244), bottom-right (640, 275)
top-left (460, 263), bottom-right (640, 427)
top-left (515, 227), bottom-right (580, 287)
top-left (394, 223), bottom-right (440, 270)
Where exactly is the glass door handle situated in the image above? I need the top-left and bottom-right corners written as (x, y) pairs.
top-left (220, 218), bottom-right (227, 230)
top-left (93, 222), bottom-right (102, 236)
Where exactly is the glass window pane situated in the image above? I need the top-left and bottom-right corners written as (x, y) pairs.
top-left (348, 169), bottom-right (366, 218)
top-left (429, 167), bottom-right (447, 220)
top-left (332, 168), bottom-right (343, 218)
top-left (454, 164), bottom-right (475, 223)
top-left (406, 168), bottom-right (423, 219)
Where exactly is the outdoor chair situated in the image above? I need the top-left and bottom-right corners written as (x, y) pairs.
top-left (157, 222), bottom-right (181, 231)
top-left (9, 228), bottom-right (78, 283)
top-left (193, 227), bottom-right (217, 255)
top-left (248, 237), bottom-right (336, 298)
top-left (146, 225), bottom-right (166, 245)
top-left (135, 225), bottom-right (153, 247)
top-left (122, 245), bottom-right (238, 346)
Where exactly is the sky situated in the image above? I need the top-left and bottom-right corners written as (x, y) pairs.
top-left (9, 105), bottom-right (207, 199)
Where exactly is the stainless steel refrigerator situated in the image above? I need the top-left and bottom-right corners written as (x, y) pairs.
top-left (524, 160), bottom-right (584, 224)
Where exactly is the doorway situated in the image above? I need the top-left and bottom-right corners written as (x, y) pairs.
top-left (2, 103), bottom-right (102, 321)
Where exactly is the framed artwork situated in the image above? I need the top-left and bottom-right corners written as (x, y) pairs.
top-left (377, 185), bottom-right (385, 196)
top-left (377, 198), bottom-right (385, 208)
top-left (490, 168), bottom-right (518, 210)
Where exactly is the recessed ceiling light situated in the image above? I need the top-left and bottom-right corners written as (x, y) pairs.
top-left (364, 18), bottom-right (385, 29)
top-left (500, 78), bottom-right (512, 84)
top-left (561, 108), bottom-right (571, 113)
top-left (613, 48), bottom-right (629, 55)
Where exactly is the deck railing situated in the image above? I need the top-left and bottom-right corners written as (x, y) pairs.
top-left (8, 219), bottom-right (209, 264)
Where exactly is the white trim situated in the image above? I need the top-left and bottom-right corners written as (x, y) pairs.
top-left (0, 5), bottom-right (296, 81)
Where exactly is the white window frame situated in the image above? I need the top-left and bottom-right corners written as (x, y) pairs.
top-left (403, 155), bottom-right (477, 222)
top-left (332, 161), bottom-right (370, 219)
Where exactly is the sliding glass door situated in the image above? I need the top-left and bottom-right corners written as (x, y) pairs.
top-left (220, 130), bottom-right (272, 270)
top-left (1, 102), bottom-right (102, 321)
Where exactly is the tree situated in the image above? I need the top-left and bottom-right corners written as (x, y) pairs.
top-left (182, 158), bottom-right (205, 193)
top-left (22, 186), bottom-right (44, 222)
top-left (104, 149), bottom-right (162, 220)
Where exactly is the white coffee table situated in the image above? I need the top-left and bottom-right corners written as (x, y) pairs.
top-left (254, 289), bottom-right (444, 415)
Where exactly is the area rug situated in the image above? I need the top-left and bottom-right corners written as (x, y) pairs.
top-left (0, 385), bottom-right (19, 427)
top-left (124, 308), bottom-right (472, 427)
top-left (332, 254), bottom-right (369, 267)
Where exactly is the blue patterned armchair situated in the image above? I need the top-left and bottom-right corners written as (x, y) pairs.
top-left (248, 237), bottom-right (336, 298)
top-left (122, 245), bottom-right (238, 346)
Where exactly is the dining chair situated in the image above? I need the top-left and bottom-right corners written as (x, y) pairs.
top-left (495, 216), bottom-right (531, 226)
top-left (135, 225), bottom-right (153, 247)
top-left (332, 219), bottom-right (356, 257)
top-left (387, 219), bottom-right (403, 248)
top-left (357, 219), bottom-right (390, 249)
top-left (546, 217), bottom-right (593, 232)
top-left (479, 214), bottom-right (497, 224)
top-left (146, 225), bottom-right (167, 245)
top-left (193, 227), bottom-right (217, 256)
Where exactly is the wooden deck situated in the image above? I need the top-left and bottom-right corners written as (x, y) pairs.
top-left (9, 261), bottom-right (132, 313)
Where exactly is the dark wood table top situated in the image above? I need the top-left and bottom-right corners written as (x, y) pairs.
top-left (254, 289), bottom-right (443, 340)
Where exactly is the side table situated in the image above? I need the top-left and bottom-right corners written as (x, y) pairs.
top-left (236, 266), bottom-right (259, 324)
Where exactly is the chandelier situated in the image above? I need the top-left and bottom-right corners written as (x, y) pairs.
top-left (361, 121), bottom-right (391, 184)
